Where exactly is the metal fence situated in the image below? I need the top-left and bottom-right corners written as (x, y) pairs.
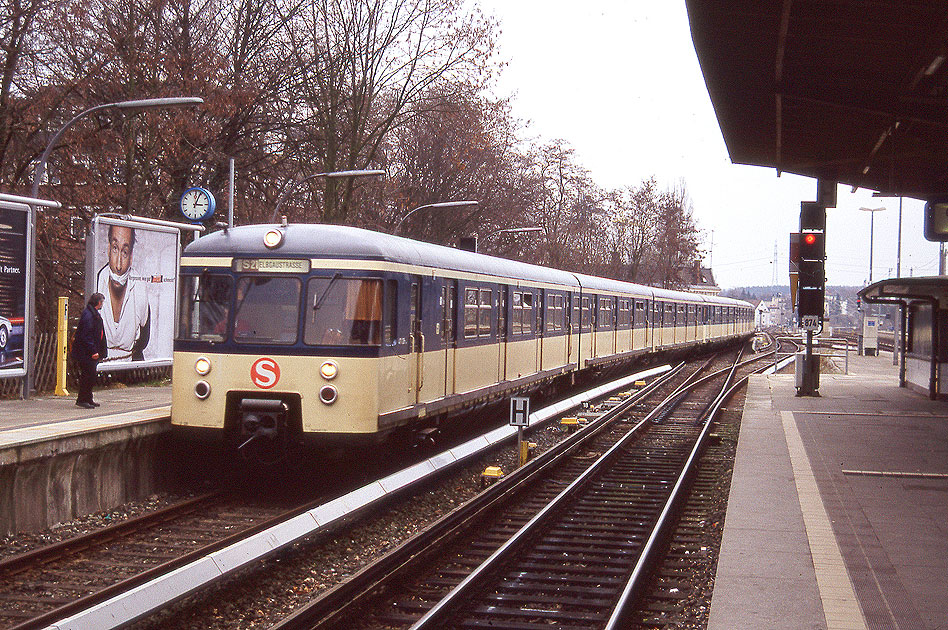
top-left (774, 335), bottom-right (852, 375)
top-left (0, 333), bottom-right (171, 399)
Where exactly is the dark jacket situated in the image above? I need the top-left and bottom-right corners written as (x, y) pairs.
top-left (72, 304), bottom-right (107, 362)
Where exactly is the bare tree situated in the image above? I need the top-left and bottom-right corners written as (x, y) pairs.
top-left (284, 0), bottom-right (499, 224)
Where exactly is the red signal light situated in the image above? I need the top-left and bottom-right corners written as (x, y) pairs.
top-left (804, 233), bottom-right (817, 245)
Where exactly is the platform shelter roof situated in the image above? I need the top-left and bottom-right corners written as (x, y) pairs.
top-left (859, 276), bottom-right (948, 304)
top-left (686, 1), bottom-right (948, 199)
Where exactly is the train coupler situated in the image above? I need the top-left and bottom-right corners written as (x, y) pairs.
top-left (236, 398), bottom-right (289, 459)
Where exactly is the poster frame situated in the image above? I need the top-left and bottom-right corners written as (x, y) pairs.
top-left (87, 215), bottom-right (180, 372)
top-left (0, 200), bottom-right (30, 380)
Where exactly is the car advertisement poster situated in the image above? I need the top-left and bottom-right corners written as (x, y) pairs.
top-left (0, 202), bottom-right (28, 376)
top-left (86, 216), bottom-right (179, 370)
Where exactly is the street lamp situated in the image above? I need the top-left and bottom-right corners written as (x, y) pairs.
top-left (858, 206), bottom-right (886, 284)
top-left (270, 169), bottom-right (385, 222)
top-left (31, 97), bottom-right (204, 200)
top-left (25, 96), bottom-right (204, 398)
top-left (487, 226), bottom-right (542, 239)
top-left (394, 200), bottom-right (478, 235)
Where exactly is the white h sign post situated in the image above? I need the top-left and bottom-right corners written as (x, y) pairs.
top-left (510, 397), bottom-right (530, 466)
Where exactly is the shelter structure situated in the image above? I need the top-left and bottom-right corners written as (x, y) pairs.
top-left (859, 277), bottom-right (948, 399)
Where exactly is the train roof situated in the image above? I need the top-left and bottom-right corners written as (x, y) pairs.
top-left (184, 223), bottom-right (751, 308)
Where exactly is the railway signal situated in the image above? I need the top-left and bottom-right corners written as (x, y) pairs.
top-left (796, 200), bottom-right (826, 397)
top-left (798, 203), bottom-right (826, 324)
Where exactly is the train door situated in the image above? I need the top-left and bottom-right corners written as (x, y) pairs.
top-left (580, 295), bottom-right (596, 360)
top-left (611, 297), bottom-right (618, 355)
top-left (498, 287), bottom-right (508, 381)
top-left (443, 281), bottom-right (457, 395)
top-left (655, 301), bottom-right (664, 348)
top-left (537, 289), bottom-right (545, 372)
top-left (409, 281), bottom-right (423, 404)
top-left (567, 293), bottom-right (578, 366)
top-left (418, 279), bottom-right (447, 402)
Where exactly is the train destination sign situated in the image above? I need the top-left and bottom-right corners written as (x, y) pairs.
top-left (232, 258), bottom-right (311, 273)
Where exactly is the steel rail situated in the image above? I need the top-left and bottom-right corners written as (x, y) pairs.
top-left (604, 349), bottom-right (744, 628)
top-left (606, 350), bottom-right (791, 627)
top-left (407, 354), bottom-right (739, 629)
top-left (0, 493), bottom-right (220, 577)
top-left (9, 492), bottom-right (335, 630)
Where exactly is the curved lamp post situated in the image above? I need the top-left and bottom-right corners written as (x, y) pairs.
top-left (31, 97), bottom-right (204, 200)
top-left (24, 96), bottom-right (204, 398)
top-left (487, 226), bottom-right (542, 239)
top-left (395, 200), bottom-right (479, 235)
top-left (270, 169), bottom-right (385, 222)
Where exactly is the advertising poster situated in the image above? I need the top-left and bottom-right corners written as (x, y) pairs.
top-left (87, 216), bottom-right (179, 370)
top-left (0, 202), bottom-right (28, 376)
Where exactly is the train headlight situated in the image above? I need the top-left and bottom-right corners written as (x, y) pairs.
top-left (320, 360), bottom-right (338, 380)
top-left (263, 228), bottom-right (284, 249)
top-left (319, 385), bottom-right (338, 405)
top-left (194, 356), bottom-right (212, 376)
top-left (195, 380), bottom-right (211, 400)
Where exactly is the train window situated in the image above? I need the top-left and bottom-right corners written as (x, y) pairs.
top-left (572, 295), bottom-right (580, 331)
top-left (304, 277), bottom-right (383, 346)
top-left (234, 276), bottom-right (301, 344)
top-left (581, 297), bottom-right (591, 329)
top-left (546, 294), bottom-right (565, 332)
top-left (513, 291), bottom-right (534, 335)
top-left (464, 288), bottom-right (479, 337)
top-left (599, 297), bottom-right (614, 328)
top-left (177, 273), bottom-right (233, 342)
top-left (464, 287), bottom-right (492, 338)
top-left (479, 289), bottom-right (492, 336)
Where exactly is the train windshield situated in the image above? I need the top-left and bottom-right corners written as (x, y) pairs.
top-left (305, 277), bottom-right (382, 345)
top-left (233, 277), bottom-right (301, 344)
top-left (178, 273), bottom-right (233, 342)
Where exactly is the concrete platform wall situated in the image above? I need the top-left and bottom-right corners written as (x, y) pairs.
top-left (0, 416), bottom-right (170, 536)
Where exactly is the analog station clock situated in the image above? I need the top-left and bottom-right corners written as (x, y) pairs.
top-left (180, 187), bottom-right (216, 222)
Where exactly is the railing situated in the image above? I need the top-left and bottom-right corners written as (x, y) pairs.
top-left (774, 335), bottom-right (851, 375)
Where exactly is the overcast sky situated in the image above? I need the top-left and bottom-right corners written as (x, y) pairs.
top-left (475, 0), bottom-right (941, 289)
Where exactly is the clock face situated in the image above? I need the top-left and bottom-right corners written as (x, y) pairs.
top-left (180, 187), bottom-right (215, 221)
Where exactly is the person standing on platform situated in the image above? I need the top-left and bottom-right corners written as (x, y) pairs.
top-left (72, 293), bottom-right (107, 409)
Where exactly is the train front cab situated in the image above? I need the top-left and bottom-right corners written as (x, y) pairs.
top-left (172, 262), bottom-right (402, 458)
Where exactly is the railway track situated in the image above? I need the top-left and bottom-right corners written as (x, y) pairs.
top-left (0, 490), bottom-right (325, 630)
top-left (269, 347), bottom-right (774, 630)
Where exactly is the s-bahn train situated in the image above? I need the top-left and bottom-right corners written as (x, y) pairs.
top-left (171, 223), bottom-right (753, 460)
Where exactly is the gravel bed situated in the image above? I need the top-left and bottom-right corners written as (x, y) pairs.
top-left (0, 493), bottom-right (186, 560)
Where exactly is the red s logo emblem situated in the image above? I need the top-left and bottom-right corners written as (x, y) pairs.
top-left (250, 358), bottom-right (280, 389)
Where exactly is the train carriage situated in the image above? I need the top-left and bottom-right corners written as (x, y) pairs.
top-left (171, 223), bottom-right (753, 460)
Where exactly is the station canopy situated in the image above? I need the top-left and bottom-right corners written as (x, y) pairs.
top-left (859, 276), bottom-right (948, 304)
top-left (685, 1), bottom-right (948, 199)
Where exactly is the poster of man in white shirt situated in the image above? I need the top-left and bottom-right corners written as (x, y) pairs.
top-left (87, 216), bottom-right (179, 368)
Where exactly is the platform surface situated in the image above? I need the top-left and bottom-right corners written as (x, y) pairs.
top-left (0, 385), bottom-right (170, 434)
top-left (709, 353), bottom-right (948, 630)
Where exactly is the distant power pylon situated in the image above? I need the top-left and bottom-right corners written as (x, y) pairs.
top-left (772, 240), bottom-right (778, 286)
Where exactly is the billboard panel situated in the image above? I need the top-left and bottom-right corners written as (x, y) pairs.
top-left (87, 216), bottom-right (179, 370)
top-left (0, 202), bottom-right (28, 377)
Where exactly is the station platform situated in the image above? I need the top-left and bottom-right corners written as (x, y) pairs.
top-left (0, 385), bottom-right (171, 535)
top-left (709, 353), bottom-right (948, 630)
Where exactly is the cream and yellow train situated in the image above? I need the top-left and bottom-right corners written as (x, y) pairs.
top-left (172, 223), bottom-right (753, 460)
